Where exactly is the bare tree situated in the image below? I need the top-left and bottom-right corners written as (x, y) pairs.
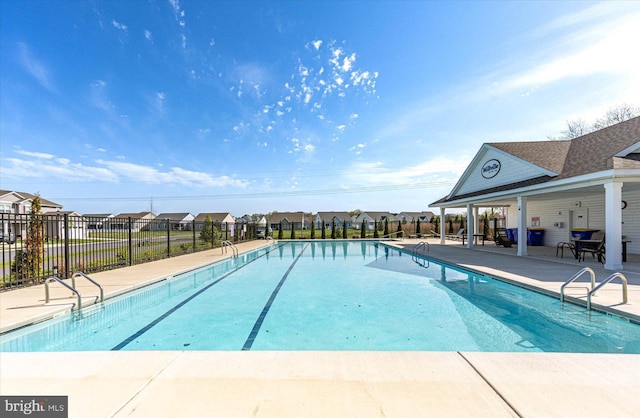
top-left (560, 118), bottom-right (590, 139)
top-left (592, 104), bottom-right (640, 130)
top-left (557, 104), bottom-right (640, 140)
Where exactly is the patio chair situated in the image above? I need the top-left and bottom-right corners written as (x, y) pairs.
top-left (446, 228), bottom-right (465, 241)
top-left (555, 241), bottom-right (576, 258)
top-left (495, 229), bottom-right (513, 247)
top-left (579, 237), bottom-right (605, 264)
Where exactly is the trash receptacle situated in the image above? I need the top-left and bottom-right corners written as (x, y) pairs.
top-left (527, 228), bottom-right (545, 246)
top-left (507, 228), bottom-right (518, 244)
top-left (571, 229), bottom-right (598, 240)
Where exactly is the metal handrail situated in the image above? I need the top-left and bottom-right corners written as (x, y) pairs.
top-left (414, 241), bottom-right (430, 254)
top-left (72, 271), bottom-right (104, 303)
top-left (587, 272), bottom-right (628, 311)
top-left (560, 267), bottom-right (595, 303)
top-left (45, 276), bottom-right (82, 310)
top-left (221, 240), bottom-right (238, 257)
top-left (381, 231), bottom-right (404, 240)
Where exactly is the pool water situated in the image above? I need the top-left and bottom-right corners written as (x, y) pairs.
top-left (2, 241), bottom-right (640, 352)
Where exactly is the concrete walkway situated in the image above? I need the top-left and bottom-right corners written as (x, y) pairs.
top-left (2, 239), bottom-right (640, 418)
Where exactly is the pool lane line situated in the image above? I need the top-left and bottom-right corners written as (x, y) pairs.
top-left (242, 243), bottom-right (309, 351)
top-left (111, 243), bottom-right (286, 351)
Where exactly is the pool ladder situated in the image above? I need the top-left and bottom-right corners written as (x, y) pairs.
top-left (44, 271), bottom-right (103, 311)
top-left (560, 267), bottom-right (628, 311)
top-left (414, 241), bottom-right (429, 254)
top-left (222, 240), bottom-right (238, 257)
top-left (412, 241), bottom-right (430, 267)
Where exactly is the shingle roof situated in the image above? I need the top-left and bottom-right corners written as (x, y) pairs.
top-left (489, 140), bottom-right (571, 174)
top-left (193, 213), bottom-right (233, 222)
top-left (316, 212), bottom-right (352, 221)
top-left (155, 213), bottom-right (193, 221)
top-left (267, 212), bottom-right (307, 223)
top-left (557, 115), bottom-right (640, 179)
top-left (435, 116), bottom-right (640, 205)
top-left (0, 190), bottom-right (62, 208)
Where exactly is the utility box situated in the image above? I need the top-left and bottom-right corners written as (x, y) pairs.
top-left (553, 222), bottom-right (564, 228)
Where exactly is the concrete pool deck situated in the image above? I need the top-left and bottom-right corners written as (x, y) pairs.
top-left (2, 238), bottom-right (640, 417)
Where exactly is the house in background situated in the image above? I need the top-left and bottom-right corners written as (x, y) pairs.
top-left (315, 212), bottom-right (353, 230)
top-left (267, 212), bottom-right (311, 231)
top-left (83, 213), bottom-right (115, 230)
top-left (0, 190), bottom-right (63, 240)
top-left (396, 211), bottom-right (435, 224)
top-left (152, 213), bottom-right (195, 231)
top-left (194, 213), bottom-right (235, 236)
top-left (106, 212), bottom-right (156, 232)
top-left (353, 211), bottom-right (395, 230)
top-left (0, 190), bottom-right (63, 215)
top-left (44, 211), bottom-right (87, 240)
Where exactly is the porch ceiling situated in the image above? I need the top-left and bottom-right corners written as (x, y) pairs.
top-left (436, 180), bottom-right (640, 209)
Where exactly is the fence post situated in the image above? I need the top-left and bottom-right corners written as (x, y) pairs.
top-left (166, 218), bottom-right (171, 258)
top-left (63, 213), bottom-right (70, 279)
top-left (128, 217), bottom-right (133, 266)
top-left (192, 220), bottom-right (196, 252)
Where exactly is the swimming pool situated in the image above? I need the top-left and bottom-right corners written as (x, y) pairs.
top-left (2, 241), bottom-right (640, 352)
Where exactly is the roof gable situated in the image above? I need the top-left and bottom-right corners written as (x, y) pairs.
top-left (448, 144), bottom-right (561, 199)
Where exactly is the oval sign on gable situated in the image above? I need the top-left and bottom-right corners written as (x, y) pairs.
top-left (481, 159), bottom-right (501, 179)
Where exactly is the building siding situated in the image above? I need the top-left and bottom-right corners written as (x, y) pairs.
top-left (504, 189), bottom-right (639, 253)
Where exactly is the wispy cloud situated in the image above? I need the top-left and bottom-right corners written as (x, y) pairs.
top-left (343, 157), bottom-right (466, 187)
top-left (168, 0), bottom-right (187, 48)
top-left (90, 80), bottom-right (114, 111)
top-left (2, 151), bottom-right (249, 188)
top-left (112, 20), bottom-right (128, 31)
top-left (16, 42), bottom-right (56, 92)
top-left (476, 4), bottom-right (640, 102)
top-left (15, 150), bottom-right (55, 159)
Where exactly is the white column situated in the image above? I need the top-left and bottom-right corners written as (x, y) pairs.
top-left (440, 207), bottom-right (446, 245)
top-left (517, 196), bottom-right (528, 256)
top-left (604, 181), bottom-right (623, 270)
top-left (473, 206), bottom-right (480, 234)
top-left (466, 203), bottom-right (474, 248)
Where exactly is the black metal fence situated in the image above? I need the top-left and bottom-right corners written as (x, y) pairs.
top-left (0, 213), bottom-right (258, 290)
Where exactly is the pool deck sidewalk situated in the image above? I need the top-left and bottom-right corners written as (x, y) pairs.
top-left (2, 239), bottom-right (640, 418)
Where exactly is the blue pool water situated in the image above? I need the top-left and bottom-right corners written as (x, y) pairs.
top-left (2, 241), bottom-right (640, 352)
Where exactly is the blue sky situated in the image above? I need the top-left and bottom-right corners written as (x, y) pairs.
top-left (1, 1), bottom-right (639, 216)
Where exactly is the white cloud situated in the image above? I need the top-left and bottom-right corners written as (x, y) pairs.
top-left (492, 6), bottom-right (640, 96)
top-left (144, 30), bottom-right (153, 41)
top-left (112, 20), bottom-right (128, 31)
top-left (15, 150), bottom-right (55, 159)
top-left (1, 151), bottom-right (249, 188)
top-left (16, 42), bottom-right (56, 92)
top-left (344, 157), bottom-right (465, 186)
